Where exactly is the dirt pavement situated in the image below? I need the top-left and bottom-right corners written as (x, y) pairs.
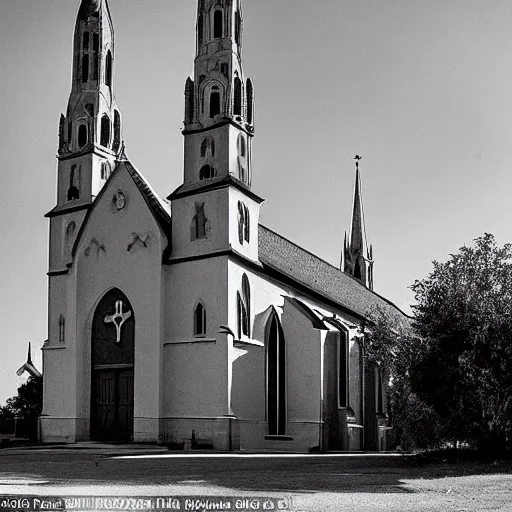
top-left (1, 445), bottom-right (512, 511)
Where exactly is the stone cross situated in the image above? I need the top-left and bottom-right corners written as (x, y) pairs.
top-left (104, 300), bottom-right (132, 344)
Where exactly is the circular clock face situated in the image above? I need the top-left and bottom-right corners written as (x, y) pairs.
top-left (113, 191), bottom-right (126, 210)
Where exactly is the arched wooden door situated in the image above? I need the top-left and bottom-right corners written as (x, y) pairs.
top-left (91, 288), bottom-right (134, 442)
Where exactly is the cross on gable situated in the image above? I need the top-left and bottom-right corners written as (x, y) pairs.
top-left (104, 300), bottom-right (132, 344)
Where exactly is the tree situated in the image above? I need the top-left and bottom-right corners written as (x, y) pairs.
top-left (363, 310), bottom-right (446, 450)
top-left (3, 376), bottom-right (43, 419)
top-left (411, 233), bottom-right (512, 453)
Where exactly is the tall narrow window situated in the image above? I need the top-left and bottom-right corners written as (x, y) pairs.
top-left (233, 77), bottom-right (242, 116)
top-left (246, 79), bottom-right (254, 124)
top-left (83, 32), bottom-right (90, 50)
top-left (59, 315), bottom-right (65, 343)
top-left (65, 222), bottom-right (76, 258)
top-left (105, 50), bottom-right (112, 87)
top-left (78, 124), bottom-right (87, 148)
top-left (354, 260), bottom-right (362, 280)
top-left (100, 115), bottom-right (110, 147)
top-left (82, 54), bottom-right (89, 83)
top-left (200, 137), bottom-right (215, 158)
top-left (237, 274), bottom-right (251, 338)
top-left (68, 165), bottom-right (79, 201)
top-left (238, 201), bottom-right (250, 244)
top-left (235, 11), bottom-right (242, 45)
top-left (93, 34), bottom-right (99, 80)
top-left (194, 302), bottom-right (207, 336)
top-left (238, 134), bottom-right (246, 158)
top-left (338, 331), bottom-right (349, 408)
top-left (198, 13), bottom-right (204, 45)
top-left (267, 311), bottom-right (286, 436)
top-left (214, 10), bottom-right (223, 38)
top-left (191, 202), bottom-right (207, 240)
top-left (113, 110), bottom-right (121, 153)
top-left (244, 204), bottom-right (250, 243)
top-left (377, 367), bottom-right (384, 414)
top-left (210, 90), bottom-right (221, 118)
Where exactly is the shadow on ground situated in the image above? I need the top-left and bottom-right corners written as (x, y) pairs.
top-left (1, 450), bottom-right (512, 494)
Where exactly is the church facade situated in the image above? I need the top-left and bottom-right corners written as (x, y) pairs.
top-left (41, 0), bottom-right (407, 452)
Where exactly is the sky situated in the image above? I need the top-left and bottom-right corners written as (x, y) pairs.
top-left (1, 0), bottom-right (512, 405)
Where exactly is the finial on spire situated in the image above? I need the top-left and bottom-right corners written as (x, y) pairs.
top-left (354, 155), bottom-right (362, 172)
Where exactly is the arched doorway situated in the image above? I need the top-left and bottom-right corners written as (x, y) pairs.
top-left (90, 288), bottom-right (134, 442)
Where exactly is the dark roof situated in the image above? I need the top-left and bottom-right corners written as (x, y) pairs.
top-left (258, 225), bottom-right (408, 323)
top-left (123, 161), bottom-right (172, 236)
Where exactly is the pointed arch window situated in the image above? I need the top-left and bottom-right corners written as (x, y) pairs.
top-left (200, 137), bottom-right (215, 159)
top-left (105, 50), bottom-right (112, 87)
top-left (198, 13), bottom-right (204, 45)
top-left (210, 88), bottom-right (221, 118)
top-left (78, 124), bottom-right (87, 148)
top-left (93, 34), bottom-right (99, 80)
top-left (59, 315), bottom-right (65, 343)
top-left (82, 54), bottom-right (89, 83)
top-left (238, 133), bottom-right (246, 158)
top-left (246, 78), bottom-right (254, 124)
top-left (214, 10), bottom-right (223, 38)
top-left (237, 274), bottom-right (251, 338)
top-left (354, 260), bottom-right (362, 280)
top-left (237, 201), bottom-right (250, 244)
top-left (200, 164), bottom-right (216, 180)
top-left (338, 330), bottom-right (349, 408)
top-left (233, 77), bottom-right (242, 116)
top-left (68, 165), bottom-right (80, 201)
top-left (100, 115), bottom-right (110, 147)
top-left (65, 221), bottom-right (76, 257)
top-left (194, 302), bottom-right (207, 337)
top-left (267, 311), bottom-right (286, 436)
top-left (191, 202), bottom-right (208, 240)
top-left (113, 110), bottom-right (121, 153)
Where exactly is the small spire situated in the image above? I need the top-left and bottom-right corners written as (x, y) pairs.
top-left (27, 342), bottom-right (33, 365)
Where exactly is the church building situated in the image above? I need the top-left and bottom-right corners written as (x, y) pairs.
top-left (41, 0), bottom-right (407, 452)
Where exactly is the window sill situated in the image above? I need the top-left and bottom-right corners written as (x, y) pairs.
top-left (234, 338), bottom-right (264, 348)
top-left (164, 338), bottom-right (217, 346)
top-left (264, 435), bottom-right (294, 441)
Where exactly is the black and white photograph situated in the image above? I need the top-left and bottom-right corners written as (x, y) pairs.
top-left (2, 0), bottom-right (512, 510)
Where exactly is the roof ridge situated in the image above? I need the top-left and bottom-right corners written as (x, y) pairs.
top-left (258, 223), bottom-right (410, 319)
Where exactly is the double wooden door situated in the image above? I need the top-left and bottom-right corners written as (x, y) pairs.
top-left (90, 289), bottom-right (135, 442)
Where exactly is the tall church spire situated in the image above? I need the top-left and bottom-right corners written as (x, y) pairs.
top-left (57, 0), bottom-right (123, 204)
top-left (343, 156), bottom-right (374, 290)
top-left (182, 0), bottom-right (255, 188)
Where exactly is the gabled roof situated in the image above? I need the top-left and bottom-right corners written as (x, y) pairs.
top-left (71, 160), bottom-right (171, 258)
top-left (258, 225), bottom-right (408, 323)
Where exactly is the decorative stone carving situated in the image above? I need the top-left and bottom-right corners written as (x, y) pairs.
top-left (127, 232), bottom-right (150, 252)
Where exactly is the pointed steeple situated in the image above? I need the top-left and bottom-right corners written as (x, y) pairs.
top-left (343, 156), bottom-right (374, 289)
top-left (182, 0), bottom-right (254, 188)
top-left (56, 0), bottom-right (123, 205)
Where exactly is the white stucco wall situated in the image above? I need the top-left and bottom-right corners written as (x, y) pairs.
top-left (42, 166), bottom-right (168, 443)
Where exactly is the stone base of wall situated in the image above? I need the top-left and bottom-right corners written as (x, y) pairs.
top-left (159, 417), bottom-right (239, 451)
top-left (239, 421), bottom-right (321, 453)
top-left (133, 417), bottom-right (159, 443)
top-left (39, 416), bottom-right (88, 443)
